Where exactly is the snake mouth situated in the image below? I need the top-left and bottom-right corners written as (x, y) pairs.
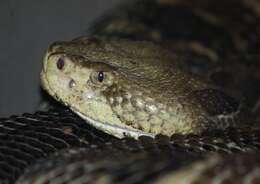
top-left (71, 107), bottom-right (155, 139)
top-left (41, 71), bottom-right (152, 139)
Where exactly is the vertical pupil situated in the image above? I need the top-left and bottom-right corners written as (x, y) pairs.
top-left (57, 58), bottom-right (64, 70)
top-left (98, 71), bottom-right (104, 82)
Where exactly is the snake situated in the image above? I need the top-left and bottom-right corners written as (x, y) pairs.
top-left (1, 0), bottom-right (260, 183)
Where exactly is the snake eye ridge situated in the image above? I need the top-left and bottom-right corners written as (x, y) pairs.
top-left (98, 71), bottom-right (104, 82)
top-left (57, 58), bottom-right (65, 70)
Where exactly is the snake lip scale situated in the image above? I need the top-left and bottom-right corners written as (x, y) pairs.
top-left (74, 108), bottom-right (155, 139)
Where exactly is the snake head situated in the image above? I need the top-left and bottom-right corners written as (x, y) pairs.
top-left (41, 36), bottom-right (243, 139)
top-left (41, 36), bottom-right (163, 139)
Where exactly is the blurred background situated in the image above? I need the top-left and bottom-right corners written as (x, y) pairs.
top-left (0, 0), bottom-right (123, 117)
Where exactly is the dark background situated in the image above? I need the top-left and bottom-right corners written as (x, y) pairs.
top-left (0, 0), bottom-right (123, 117)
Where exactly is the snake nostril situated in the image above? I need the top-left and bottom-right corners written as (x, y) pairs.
top-left (57, 58), bottom-right (65, 70)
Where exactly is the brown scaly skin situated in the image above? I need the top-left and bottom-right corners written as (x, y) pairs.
top-left (157, 152), bottom-right (260, 184)
top-left (0, 108), bottom-right (258, 183)
top-left (16, 147), bottom-right (260, 184)
top-left (41, 37), bottom-right (243, 139)
top-left (40, 0), bottom-right (260, 139)
top-left (92, 0), bottom-right (260, 102)
top-left (25, 0), bottom-right (260, 183)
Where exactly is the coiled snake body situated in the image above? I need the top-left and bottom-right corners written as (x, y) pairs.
top-left (1, 0), bottom-right (260, 183)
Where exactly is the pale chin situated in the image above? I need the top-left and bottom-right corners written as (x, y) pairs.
top-left (71, 107), bottom-right (155, 139)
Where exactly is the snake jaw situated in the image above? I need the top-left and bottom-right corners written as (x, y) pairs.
top-left (72, 107), bottom-right (155, 139)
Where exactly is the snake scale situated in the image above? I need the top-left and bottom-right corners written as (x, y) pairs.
top-left (1, 0), bottom-right (260, 183)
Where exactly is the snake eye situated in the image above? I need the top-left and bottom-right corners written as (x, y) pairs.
top-left (57, 58), bottom-right (65, 70)
top-left (97, 71), bottom-right (104, 82)
top-left (90, 71), bottom-right (114, 86)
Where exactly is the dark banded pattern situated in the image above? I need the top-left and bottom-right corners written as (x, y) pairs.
top-left (0, 107), bottom-right (259, 183)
